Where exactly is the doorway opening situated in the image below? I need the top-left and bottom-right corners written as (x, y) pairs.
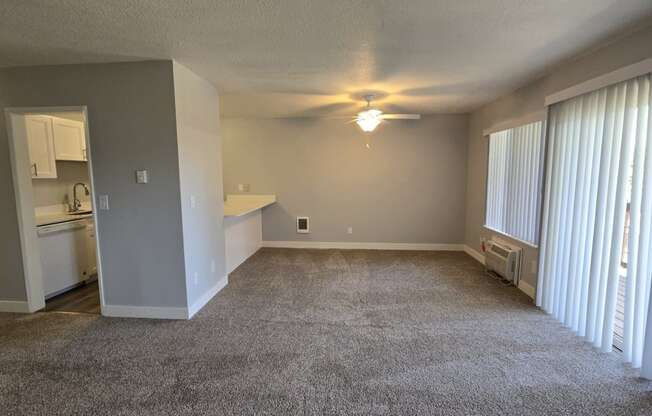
top-left (6, 106), bottom-right (104, 315)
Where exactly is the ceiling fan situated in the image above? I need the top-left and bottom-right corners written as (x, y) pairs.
top-left (352, 95), bottom-right (421, 133)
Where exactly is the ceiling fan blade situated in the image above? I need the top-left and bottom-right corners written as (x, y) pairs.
top-left (320, 115), bottom-right (357, 119)
top-left (380, 114), bottom-right (421, 120)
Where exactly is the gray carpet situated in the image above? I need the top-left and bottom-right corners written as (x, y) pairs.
top-left (1, 249), bottom-right (651, 415)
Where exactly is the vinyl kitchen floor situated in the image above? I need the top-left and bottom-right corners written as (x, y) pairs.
top-left (44, 280), bottom-right (100, 315)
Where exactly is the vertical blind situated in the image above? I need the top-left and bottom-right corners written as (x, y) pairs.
top-left (486, 121), bottom-right (544, 244)
top-left (537, 74), bottom-right (652, 371)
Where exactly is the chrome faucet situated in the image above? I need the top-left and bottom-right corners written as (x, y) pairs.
top-left (71, 183), bottom-right (90, 212)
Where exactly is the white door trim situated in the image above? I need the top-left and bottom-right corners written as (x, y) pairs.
top-left (4, 106), bottom-right (106, 314)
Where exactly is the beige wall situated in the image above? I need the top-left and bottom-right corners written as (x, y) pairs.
top-left (465, 24), bottom-right (652, 288)
top-left (223, 115), bottom-right (468, 244)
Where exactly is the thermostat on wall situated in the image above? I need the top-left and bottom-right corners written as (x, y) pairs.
top-left (297, 217), bottom-right (309, 234)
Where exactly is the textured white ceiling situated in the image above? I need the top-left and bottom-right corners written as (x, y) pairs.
top-left (1, 1), bottom-right (652, 117)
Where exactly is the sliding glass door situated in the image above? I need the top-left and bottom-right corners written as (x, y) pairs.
top-left (537, 74), bottom-right (652, 369)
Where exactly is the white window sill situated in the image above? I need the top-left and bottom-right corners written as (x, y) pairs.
top-left (483, 225), bottom-right (539, 250)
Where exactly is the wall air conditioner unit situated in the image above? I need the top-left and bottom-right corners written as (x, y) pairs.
top-left (485, 239), bottom-right (522, 285)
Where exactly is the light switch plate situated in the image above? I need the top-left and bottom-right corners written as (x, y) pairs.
top-left (136, 170), bottom-right (148, 184)
top-left (98, 195), bottom-right (109, 210)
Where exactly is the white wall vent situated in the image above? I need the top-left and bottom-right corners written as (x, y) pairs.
top-left (485, 239), bottom-right (522, 284)
top-left (296, 217), bottom-right (309, 233)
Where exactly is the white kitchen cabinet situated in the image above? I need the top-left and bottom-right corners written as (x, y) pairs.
top-left (25, 115), bottom-right (58, 179)
top-left (52, 116), bottom-right (87, 161)
top-left (38, 219), bottom-right (89, 298)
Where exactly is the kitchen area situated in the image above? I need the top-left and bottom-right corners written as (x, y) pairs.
top-left (24, 111), bottom-right (99, 313)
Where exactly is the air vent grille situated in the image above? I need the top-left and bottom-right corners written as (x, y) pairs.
top-left (297, 217), bottom-right (309, 233)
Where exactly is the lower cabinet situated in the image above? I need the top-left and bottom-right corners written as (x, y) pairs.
top-left (38, 218), bottom-right (97, 299)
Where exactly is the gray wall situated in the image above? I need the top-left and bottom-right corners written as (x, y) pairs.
top-left (465, 24), bottom-right (652, 288)
top-left (0, 90), bottom-right (26, 301)
top-left (223, 115), bottom-right (468, 244)
top-left (172, 62), bottom-right (226, 307)
top-left (0, 61), bottom-right (188, 307)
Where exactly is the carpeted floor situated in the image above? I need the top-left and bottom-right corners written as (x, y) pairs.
top-left (1, 249), bottom-right (651, 415)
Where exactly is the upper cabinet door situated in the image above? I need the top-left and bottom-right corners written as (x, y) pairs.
top-left (25, 115), bottom-right (58, 179)
top-left (52, 117), bottom-right (87, 161)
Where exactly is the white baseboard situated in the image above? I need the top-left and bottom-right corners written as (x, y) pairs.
top-left (102, 304), bottom-right (188, 320)
top-left (518, 280), bottom-right (536, 299)
top-left (187, 275), bottom-right (229, 319)
top-left (262, 241), bottom-right (464, 251)
top-left (463, 245), bottom-right (485, 264)
top-left (102, 275), bottom-right (229, 320)
top-left (0, 300), bottom-right (31, 313)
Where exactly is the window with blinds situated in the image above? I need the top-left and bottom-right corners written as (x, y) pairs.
top-left (485, 120), bottom-right (545, 245)
top-left (537, 74), bottom-right (652, 371)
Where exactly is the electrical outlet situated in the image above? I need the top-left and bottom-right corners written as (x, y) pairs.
top-left (193, 272), bottom-right (199, 285)
top-left (211, 260), bottom-right (216, 274)
top-left (238, 183), bottom-right (251, 192)
top-left (347, 226), bottom-right (353, 234)
top-left (190, 195), bottom-right (197, 208)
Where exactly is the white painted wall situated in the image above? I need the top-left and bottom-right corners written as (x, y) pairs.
top-left (225, 211), bottom-right (262, 274)
top-left (172, 61), bottom-right (227, 314)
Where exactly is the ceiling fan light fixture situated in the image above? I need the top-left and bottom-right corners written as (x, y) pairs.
top-left (356, 109), bottom-right (382, 132)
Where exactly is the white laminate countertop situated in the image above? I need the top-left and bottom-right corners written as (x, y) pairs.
top-left (36, 211), bottom-right (93, 227)
top-left (224, 194), bottom-right (276, 217)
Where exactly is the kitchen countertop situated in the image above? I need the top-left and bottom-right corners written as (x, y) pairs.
top-left (224, 194), bottom-right (276, 217)
top-left (36, 211), bottom-right (93, 227)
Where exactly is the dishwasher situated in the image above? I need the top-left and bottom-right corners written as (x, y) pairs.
top-left (38, 219), bottom-right (89, 299)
